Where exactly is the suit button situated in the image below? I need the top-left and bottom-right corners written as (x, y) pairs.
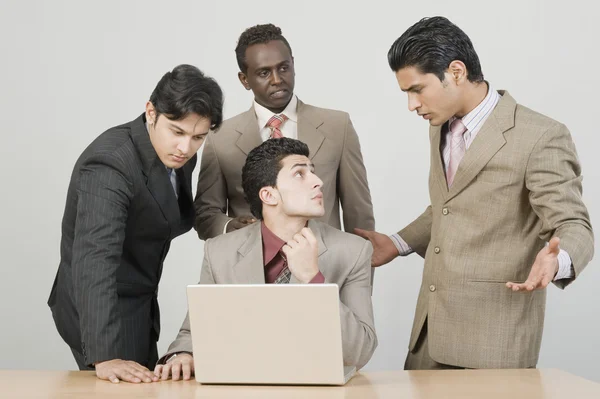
top-left (442, 208), bottom-right (449, 215)
top-left (434, 247), bottom-right (440, 254)
top-left (429, 285), bottom-right (436, 292)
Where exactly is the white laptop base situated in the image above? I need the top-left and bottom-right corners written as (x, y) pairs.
top-left (186, 284), bottom-right (356, 386)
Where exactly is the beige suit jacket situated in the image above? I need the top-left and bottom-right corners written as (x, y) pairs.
top-left (164, 220), bottom-right (378, 370)
top-left (400, 91), bottom-right (593, 369)
top-left (194, 99), bottom-right (375, 240)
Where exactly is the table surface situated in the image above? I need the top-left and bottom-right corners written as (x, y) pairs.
top-left (1, 368), bottom-right (599, 398)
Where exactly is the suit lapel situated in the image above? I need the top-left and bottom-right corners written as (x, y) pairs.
top-left (289, 220), bottom-right (328, 284)
top-left (429, 124), bottom-right (448, 199)
top-left (176, 159), bottom-right (194, 202)
top-left (234, 223), bottom-right (266, 284)
top-left (130, 113), bottom-right (180, 227)
top-left (446, 91), bottom-right (515, 202)
top-left (235, 108), bottom-right (262, 155)
top-left (297, 100), bottom-right (325, 160)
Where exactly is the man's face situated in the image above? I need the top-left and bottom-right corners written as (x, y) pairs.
top-left (272, 155), bottom-right (324, 219)
top-left (395, 66), bottom-right (461, 126)
top-left (145, 102), bottom-right (211, 169)
top-left (239, 40), bottom-right (295, 113)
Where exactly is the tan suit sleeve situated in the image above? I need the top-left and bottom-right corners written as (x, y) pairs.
top-left (338, 116), bottom-right (375, 232)
top-left (526, 123), bottom-right (594, 288)
top-left (158, 241), bottom-right (216, 363)
top-left (336, 240), bottom-right (378, 370)
top-left (194, 133), bottom-right (232, 240)
top-left (398, 205), bottom-right (432, 258)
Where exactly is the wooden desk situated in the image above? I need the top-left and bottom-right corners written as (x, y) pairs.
top-left (1, 369), bottom-right (599, 398)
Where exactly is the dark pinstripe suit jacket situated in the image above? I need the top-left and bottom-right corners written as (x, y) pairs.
top-left (48, 114), bottom-right (196, 367)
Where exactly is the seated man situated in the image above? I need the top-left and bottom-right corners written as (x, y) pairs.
top-left (155, 137), bottom-right (378, 381)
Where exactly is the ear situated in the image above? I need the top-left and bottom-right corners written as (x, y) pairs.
top-left (238, 72), bottom-right (251, 90)
top-left (145, 101), bottom-right (157, 125)
top-left (448, 60), bottom-right (468, 84)
top-left (259, 186), bottom-right (279, 207)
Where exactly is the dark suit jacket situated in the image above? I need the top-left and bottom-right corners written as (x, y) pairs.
top-left (48, 114), bottom-right (196, 368)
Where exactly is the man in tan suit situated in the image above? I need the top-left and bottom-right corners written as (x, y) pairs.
top-left (195, 23), bottom-right (374, 239)
top-left (155, 138), bottom-right (377, 381)
top-left (356, 17), bottom-right (593, 370)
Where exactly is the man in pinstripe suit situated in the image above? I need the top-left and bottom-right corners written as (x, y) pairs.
top-left (47, 64), bottom-right (223, 383)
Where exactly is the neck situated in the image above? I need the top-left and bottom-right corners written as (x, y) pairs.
top-left (256, 97), bottom-right (292, 114)
top-left (263, 214), bottom-right (308, 242)
top-left (455, 81), bottom-right (489, 118)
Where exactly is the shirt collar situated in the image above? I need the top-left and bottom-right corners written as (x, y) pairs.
top-left (261, 221), bottom-right (286, 266)
top-left (254, 94), bottom-right (298, 129)
top-left (450, 82), bottom-right (499, 132)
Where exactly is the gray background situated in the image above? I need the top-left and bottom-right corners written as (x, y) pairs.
top-left (1, 0), bottom-right (598, 382)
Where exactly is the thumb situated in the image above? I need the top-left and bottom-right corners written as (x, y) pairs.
top-left (354, 228), bottom-right (370, 239)
top-left (548, 237), bottom-right (560, 255)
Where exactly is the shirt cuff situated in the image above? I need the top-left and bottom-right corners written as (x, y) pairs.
top-left (223, 219), bottom-right (232, 234)
top-left (554, 249), bottom-right (575, 281)
top-left (309, 271), bottom-right (325, 284)
top-left (390, 234), bottom-right (413, 256)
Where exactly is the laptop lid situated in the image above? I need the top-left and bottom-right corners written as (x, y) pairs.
top-left (186, 284), bottom-right (351, 385)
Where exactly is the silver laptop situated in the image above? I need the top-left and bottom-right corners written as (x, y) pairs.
top-left (186, 284), bottom-right (356, 385)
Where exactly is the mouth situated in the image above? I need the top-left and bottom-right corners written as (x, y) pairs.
top-left (312, 192), bottom-right (323, 200)
top-left (171, 154), bottom-right (187, 163)
top-left (418, 113), bottom-right (432, 120)
top-left (270, 89), bottom-right (289, 99)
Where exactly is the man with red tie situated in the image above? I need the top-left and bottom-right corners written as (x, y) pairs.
top-left (193, 23), bottom-right (375, 240)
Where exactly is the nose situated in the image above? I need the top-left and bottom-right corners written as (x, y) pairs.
top-left (312, 172), bottom-right (323, 190)
top-left (177, 137), bottom-right (191, 155)
top-left (271, 70), bottom-right (282, 85)
top-left (408, 93), bottom-right (421, 112)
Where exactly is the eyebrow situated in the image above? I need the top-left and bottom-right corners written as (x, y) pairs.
top-left (290, 163), bottom-right (315, 171)
top-left (402, 84), bottom-right (423, 93)
top-left (168, 123), bottom-right (209, 136)
top-left (256, 60), bottom-right (290, 71)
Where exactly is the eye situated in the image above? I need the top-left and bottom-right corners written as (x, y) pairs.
top-left (259, 70), bottom-right (269, 78)
top-left (294, 171), bottom-right (303, 178)
top-left (193, 135), bottom-right (206, 141)
top-left (280, 65), bottom-right (288, 72)
top-left (174, 131), bottom-right (184, 136)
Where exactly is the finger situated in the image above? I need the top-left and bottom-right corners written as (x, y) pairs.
top-left (116, 370), bottom-right (141, 383)
top-left (548, 237), bottom-right (560, 255)
top-left (506, 280), bottom-right (538, 292)
top-left (172, 362), bottom-right (182, 381)
top-left (153, 364), bottom-right (163, 377)
top-left (182, 362), bottom-right (192, 380)
top-left (233, 220), bottom-right (246, 229)
top-left (293, 233), bottom-right (305, 242)
top-left (286, 239), bottom-right (298, 249)
top-left (129, 363), bottom-right (155, 382)
top-left (301, 228), bottom-right (317, 244)
top-left (108, 374), bottom-right (120, 384)
top-left (129, 367), bottom-right (153, 383)
top-left (353, 228), bottom-right (370, 239)
top-left (281, 244), bottom-right (291, 255)
top-left (161, 363), bottom-right (172, 381)
top-left (241, 215), bottom-right (256, 224)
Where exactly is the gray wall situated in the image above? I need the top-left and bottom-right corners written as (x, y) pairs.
top-left (1, 0), bottom-right (598, 382)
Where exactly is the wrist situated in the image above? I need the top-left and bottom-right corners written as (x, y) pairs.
top-left (299, 268), bottom-right (320, 283)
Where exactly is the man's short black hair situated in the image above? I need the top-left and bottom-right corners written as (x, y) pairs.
top-left (242, 138), bottom-right (309, 220)
top-left (235, 24), bottom-right (293, 74)
top-left (388, 16), bottom-right (484, 83)
top-left (149, 64), bottom-right (224, 129)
